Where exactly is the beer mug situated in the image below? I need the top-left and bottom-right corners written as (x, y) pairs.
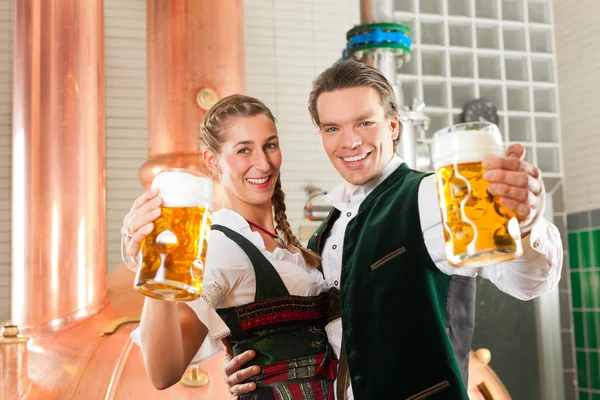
top-left (134, 169), bottom-right (213, 301)
top-left (431, 122), bottom-right (523, 268)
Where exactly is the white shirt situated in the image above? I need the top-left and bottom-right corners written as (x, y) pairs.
top-left (131, 208), bottom-right (329, 363)
top-left (322, 156), bottom-right (563, 400)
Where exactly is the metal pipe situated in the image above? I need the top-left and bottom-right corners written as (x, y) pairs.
top-left (363, 50), bottom-right (404, 107)
top-left (398, 118), bottom-right (418, 169)
top-left (359, 0), bottom-right (403, 106)
top-left (360, 0), bottom-right (395, 24)
top-left (141, 0), bottom-right (245, 188)
top-left (12, 0), bottom-right (107, 335)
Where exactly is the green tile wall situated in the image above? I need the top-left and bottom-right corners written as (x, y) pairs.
top-left (567, 219), bottom-right (600, 398)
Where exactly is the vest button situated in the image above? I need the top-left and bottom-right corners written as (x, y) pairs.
top-left (332, 244), bottom-right (337, 250)
top-left (346, 212), bottom-right (352, 217)
top-left (334, 280), bottom-right (339, 286)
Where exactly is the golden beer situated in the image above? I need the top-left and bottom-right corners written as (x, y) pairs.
top-left (134, 169), bottom-right (213, 301)
top-left (432, 122), bottom-right (522, 267)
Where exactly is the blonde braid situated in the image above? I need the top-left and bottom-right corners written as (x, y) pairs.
top-left (272, 176), bottom-right (321, 268)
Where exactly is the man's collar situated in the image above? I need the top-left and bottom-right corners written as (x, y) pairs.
top-left (325, 155), bottom-right (404, 207)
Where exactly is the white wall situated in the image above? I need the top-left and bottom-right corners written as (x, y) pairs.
top-left (104, 0), bottom-right (148, 271)
top-left (554, 0), bottom-right (600, 214)
top-left (0, 0), bottom-right (12, 323)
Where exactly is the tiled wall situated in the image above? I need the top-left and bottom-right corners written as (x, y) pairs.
top-left (394, 0), bottom-right (561, 179)
top-left (104, 0), bottom-right (147, 272)
top-left (0, 0), bottom-right (11, 326)
top-left (551, 174), bottom-right (579, 400)
top-left (554, 0), bottom-right (600, 398)
top-left (567, 211), bottom-right (600, 400)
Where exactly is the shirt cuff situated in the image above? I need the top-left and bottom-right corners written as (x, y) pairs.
top-left (519, 217), bottom-right (556, 262)
top-left (486, 217), bottom-right (563, 300)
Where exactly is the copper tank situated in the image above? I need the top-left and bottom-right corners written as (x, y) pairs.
top-left (5, 0), bottom-right (242, 398)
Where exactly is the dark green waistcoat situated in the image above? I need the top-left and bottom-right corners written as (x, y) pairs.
top-left (308, 164), bottom-right (476, 400)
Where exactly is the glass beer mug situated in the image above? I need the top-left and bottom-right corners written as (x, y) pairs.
top-left (431, 122), bottom-right (523, 267)
top-left (134, 168), bottom-right (213, 301)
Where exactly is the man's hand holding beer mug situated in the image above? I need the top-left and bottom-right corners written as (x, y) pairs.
top-left (432, 122), bottom-right (544, 268)
top-left (483, 143), bottom-right (544, 238)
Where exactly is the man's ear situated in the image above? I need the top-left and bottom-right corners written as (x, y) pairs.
top-left (390, 116), bottom-right (401, 140)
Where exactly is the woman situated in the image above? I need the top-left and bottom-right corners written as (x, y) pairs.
top-left (123, 95), bottom-right (336, 399)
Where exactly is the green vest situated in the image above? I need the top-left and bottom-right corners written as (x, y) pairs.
top-left (308, 164), bottom-right (475, 400)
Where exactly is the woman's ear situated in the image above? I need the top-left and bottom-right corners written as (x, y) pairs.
top-left (202, 149), bottom-right (221, 177)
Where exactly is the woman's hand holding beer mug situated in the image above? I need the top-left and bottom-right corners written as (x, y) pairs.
top-left (121, 169), bottom-right (213, 301)
top-left (482, 143), bottom-right (544, 237)
top-left (121, 188), bottom-right (162, 269)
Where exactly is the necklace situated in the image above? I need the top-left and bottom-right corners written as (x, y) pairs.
top-left (245, 219), bottom-right (285, 247)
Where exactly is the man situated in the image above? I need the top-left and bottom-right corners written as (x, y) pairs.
top-left (224, 60), bottom-right (562, 399)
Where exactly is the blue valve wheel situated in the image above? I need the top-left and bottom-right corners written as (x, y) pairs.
top-left (344, 22), bottom-right (412, 61)
top-left (346, 22), bottom-right (410, 39)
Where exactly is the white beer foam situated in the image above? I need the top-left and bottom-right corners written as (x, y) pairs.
top-left (432, 129), bottom-right (504, 169)
top-left (151, 169), bottom-right (214, 208)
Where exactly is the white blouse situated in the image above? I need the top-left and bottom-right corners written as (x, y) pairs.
top-left (131, 208), bottom-right (329, 363)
